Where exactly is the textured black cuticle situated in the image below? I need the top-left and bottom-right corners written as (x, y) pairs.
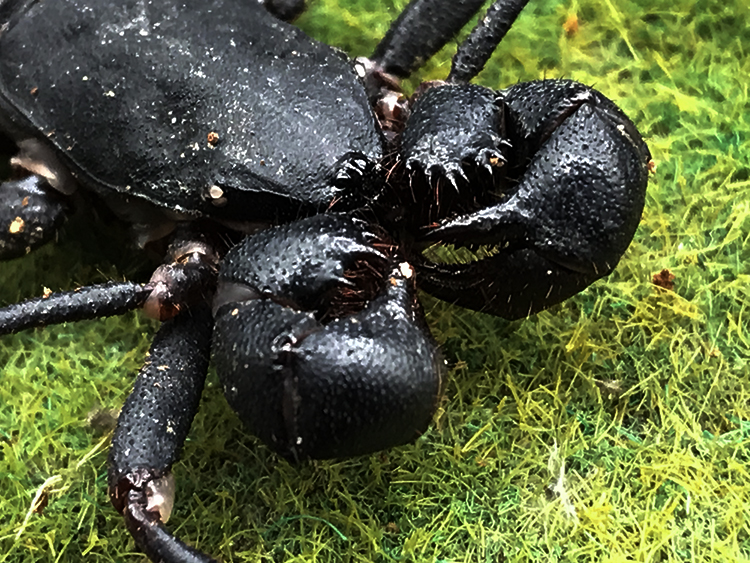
top-left (109, 305), bottom-right (213, 492)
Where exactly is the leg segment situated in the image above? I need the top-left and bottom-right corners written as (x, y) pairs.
top-left (400, 83), bottom-right (507, 186)
top-left (109, 305), bottom-right (216, 563)
top-left (213, 214), bottom-right (443, 461)
top-left (364, 0), bottom-right (529, 124)
top-left (0, 175), bottom-right (66, 260)
top-left (392, 82), bottom-right (510, 231)
top-left (447, 0), bottom-right (529, 84)
top-left (0, 281), bottom-right (152, 335)
top-left (371, 0), bottom-right (487, 79)
top-left (0, 227), bottom-right (219, 335)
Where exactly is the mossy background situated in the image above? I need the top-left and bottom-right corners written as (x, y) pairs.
top-left (1, 0), bottom-right (749, 561)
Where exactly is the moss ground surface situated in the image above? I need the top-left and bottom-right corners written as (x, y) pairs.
top-left (1, 0), bottom-right (749, 561)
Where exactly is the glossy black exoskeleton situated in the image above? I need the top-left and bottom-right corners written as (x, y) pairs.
top-left (0, 0), bottom-right (650, 561)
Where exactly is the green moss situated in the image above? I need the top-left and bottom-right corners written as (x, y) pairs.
top-left (2, 0), bottom-right (749, 562)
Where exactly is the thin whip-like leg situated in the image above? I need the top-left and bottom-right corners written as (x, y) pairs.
top-left (448, 0), bottom-right (530, 84)
top-left (0, 228), bottom-right (219, 334)
top-left (371, 0), bottom-right (488, 78)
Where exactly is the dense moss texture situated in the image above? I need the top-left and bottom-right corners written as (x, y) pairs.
top-left (1, 0), bottom-right (748, 561)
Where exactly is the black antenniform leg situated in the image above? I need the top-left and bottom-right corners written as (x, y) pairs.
top-left (0, 281), bottom-right (152, 335)
top-left (363, 0), bottom-right (529, 140)
top-left (109, 305), bottom-right (216, 563)
top-left (213, 214), bottom-right (443, 461)
top-left (0, 227), bottom-right (219, 334)
top-left (371, 0), bottom-right (487, 79)
top-left (362, 0), bottom-right (491, 126)
top-left (385, 0), bottom-right (530, 188)
top-left (0, 175), bottom-right (67, 260)
top-left (447, 0), bottom-right (529, 84)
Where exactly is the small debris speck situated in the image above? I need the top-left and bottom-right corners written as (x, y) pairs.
top-left (652, 268), bottom-right (675, 290)
top-left (208, 185), bottom-right (227, 206)
top-left (9, 217), bottom-right (25, 234)
top-left (399, 262), bottom-right (414, 279)
top-left (563, 14), bottom-right (579, 36)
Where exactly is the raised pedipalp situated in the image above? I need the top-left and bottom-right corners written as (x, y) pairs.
top-left (212, 214), bottom-right (442, 460)
top-left (401, 84), bottom-right (509, 187)
top-left (414, 80), bottom-right (651, 319)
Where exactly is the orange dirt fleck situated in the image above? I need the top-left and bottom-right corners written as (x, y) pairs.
top-left (652, 268), bottom-right (675, 290)
top-left (563, 14), bottom-right (579, 36)
top-left (385, 522), bottom-right (399, 534)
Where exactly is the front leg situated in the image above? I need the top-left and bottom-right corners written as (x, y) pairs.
top-left (212, 214), bottom-right (443, 461)
top-left (370, 0), bottom-right (489, 79)
top-left (363, 0), bottom-right (529, 130)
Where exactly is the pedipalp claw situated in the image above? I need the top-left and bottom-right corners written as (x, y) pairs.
top-left (212, 214), bottom-right (442, 460)
top-left (413, 80), bottom-right (651, 319)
